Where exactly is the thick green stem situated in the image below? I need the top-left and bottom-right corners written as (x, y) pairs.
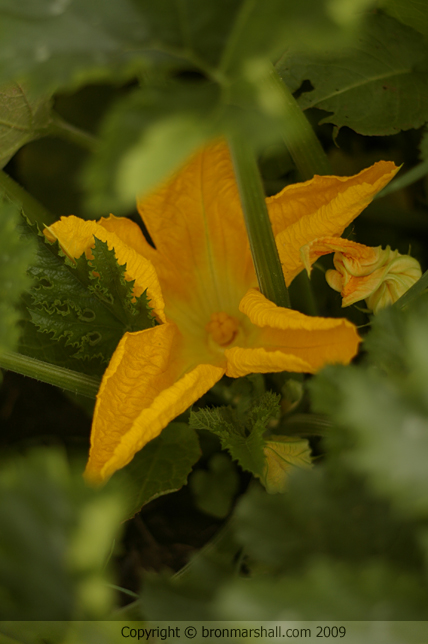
top-left (269, 66), bottom-right (332, 180)
top-left (0, 170), bottom-right (57, 227)
top-left (268, 66), bottom-right (333, 315)
top-left (0, 350), bottom-right (100, 398)
top-left (228, 135), bottom-right (290, 308)
top-left (48, 112), bottom-right (98, 152)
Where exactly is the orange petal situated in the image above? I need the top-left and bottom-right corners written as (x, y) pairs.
top-left (85, 323), bottom-right (224, 483)
top-left (266, 161), bottom-right (399, 285)
top-left (225, 288), bottom-right (360, 377)
top-left (45, 215), bottom-right (166, 322)
top-left (300, 236), bottom-right (379, 277)
top-left (136, 139), bottom-right (257, 323)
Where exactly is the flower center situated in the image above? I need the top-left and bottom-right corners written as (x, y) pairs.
top-left (205, 311), bottom-right (240, 347)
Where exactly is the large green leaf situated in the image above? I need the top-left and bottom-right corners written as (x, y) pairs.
top-left (0, 0), bottom-right (359, 93)
top-left (382, 0), bottom-right (428, 39)
top-left (278, 12), bottom-right (428, 135)
top-left (19, 220), bottom-right (153, 374)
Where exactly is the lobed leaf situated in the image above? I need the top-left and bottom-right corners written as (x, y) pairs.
top-left (278, 12), bottom-right (428, 135)
top-left (19, 219), bottom-right (153, 374)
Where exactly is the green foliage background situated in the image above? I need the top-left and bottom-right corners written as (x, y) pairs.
top-left (2, 0), bottom-right (428, 640)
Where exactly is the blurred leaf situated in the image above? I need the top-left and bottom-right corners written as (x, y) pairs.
top-left (0, 81), bottom-right (53, 168)
top-left (190, 453), bottom-right (239, 518)
top-left (19, 221), bottom-right (153, 374)
top-left (111, 422), bottom-right (201, 519)
top-left (234, 469), bottom-right (423, 573)
top-left (310, 296), bottom-right (428, 518)
top-left (190, 392), bottom-right (280, 481)
top-left (216, 558), bottom-right (428, 622)
top-left (0, 447), bottom-right (124, 622)
top-left (80, 0), bottom-right (372, 211)
top-left (0, 0), bottom-right (365, 93)
top-left (0, 202), bottom-right (35, 353)
top-left (84, 81), bottom-right (221, 212)
top-left (381, 0), bottom-right (428, 39)
top-left (140, 521), bottom-right (240, 621)
top-left (278, 12), bottom-right (428, 135)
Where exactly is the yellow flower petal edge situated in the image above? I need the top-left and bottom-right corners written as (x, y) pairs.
top-left (85, 323), bottom-right (224, 483)
top-left (267, 161), bottom-right (399, 285)
top-left (45, 215), bottom-right (166, 323)
top-left (224, 288), bottom-right (361, 377)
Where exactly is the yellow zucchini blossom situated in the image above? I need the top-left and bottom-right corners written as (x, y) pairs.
top-left (301, 237), bottom-right (422, 313)
top-left (45, 141), bottom-right (398, 483)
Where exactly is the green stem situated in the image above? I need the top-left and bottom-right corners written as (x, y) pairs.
top-left (0, 350), bottom-right (100, 398)
top-left (269, 66), bottom-right (332, 180)
top-left (48, 112), bottom-right (98, 152)
top-left (267, 66), bottom-right (332, 315)
top-left (0, 170), bottom-right (57, 227)
top-left (228, 135), bottom-right (290, 308)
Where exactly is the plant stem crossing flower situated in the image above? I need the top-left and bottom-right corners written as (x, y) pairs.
top-left (45, 141), bottom-right (398, 483)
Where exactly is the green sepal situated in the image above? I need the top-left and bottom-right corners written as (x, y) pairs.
top-left (19, 218), bottom-right (154, 373)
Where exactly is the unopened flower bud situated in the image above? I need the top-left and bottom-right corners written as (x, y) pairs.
top-left (301, 236), bottom-right (422, 313)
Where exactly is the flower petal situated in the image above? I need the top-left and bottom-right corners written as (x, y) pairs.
top-left (266, 161), bottom-right (399, 284)
top-left (136, 140), bottom-right (257, 324)
top-left (98, 214), bottom-right (149, 256)
top-left (45, 215), bottom-right (166, 322)
top-left (300, 236), bottom-right (380, 277)
top-left (225, 288), bottom-right (360, 377)
top-left (84, 323), bottom-right (224, 483)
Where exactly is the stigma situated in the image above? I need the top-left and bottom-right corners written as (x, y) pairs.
top-left (205, 311), bottom-right (240, 347)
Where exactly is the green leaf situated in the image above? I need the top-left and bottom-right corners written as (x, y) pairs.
top-left (190, 453), bottom-right (239, 518)
top-left (0, 447), bottom-right (125, 622)
top-left (111, 422), bottom-right (201, 519)
top-left (234, 469), bottom-right (423, 574)
top-left (278, 12), bottom-right (428, 135)
top-left (310, 295), bottom-right (428, 518)
top-left (19, 220), bottom-right (153, 374)
top-left (80, 0), bottom-right (371, 211)
top-left (190, 392), bottom-right (280, 480)
top-left (261, 435), bottom-right (312, 493)
top-left (0, 201), bottom-right (35, 353)
top-left (84, 81), bottom-right (221, 212)
top-left (0, 0), bottom-right (363, 93)
top-left (216, 558), bottom-right (428, 622)
top-left (0, 0), bottom-right (149, 93)
top-left (382, 0), bottom-right (428, 39)
top-left (0, 81), bottom-right (53, 168)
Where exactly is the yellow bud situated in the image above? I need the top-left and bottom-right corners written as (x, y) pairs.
top-left (300, 236), bottom-right (422, 314)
